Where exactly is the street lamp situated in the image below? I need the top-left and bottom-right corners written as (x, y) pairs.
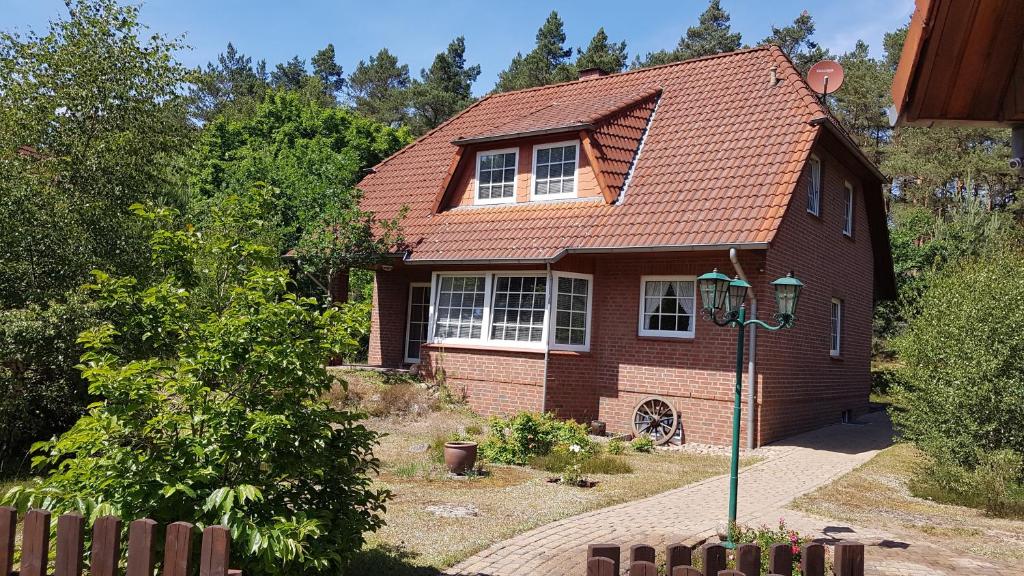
top-left (696, 269), bottom-right (804, 546)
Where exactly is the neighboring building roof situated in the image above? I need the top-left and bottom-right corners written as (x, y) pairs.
top-left (358, 45), bottom-right (892, 296)
top-left (892, 0), bottom-right (1024, 127)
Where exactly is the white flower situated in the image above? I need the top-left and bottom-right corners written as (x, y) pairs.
top-left (569, 444), bottom-right (582, 453)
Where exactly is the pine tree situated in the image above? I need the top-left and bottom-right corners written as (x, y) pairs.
top-left (760, 10), bottom-right (832, 74)
top-left (494, 11), bottom-right (574, 92)
top-left (311, 43), bottom-right (345, 99)
top-left (270, 56), bottom-right (307, 90)
top-left (192, 42), bottom-right (268, 121)
top-left (832, 40), bottom-right (891, 164)
top-left (633, 0), bottom-right (741, 68)
top-left (676, 0), bottom-right (742, 60)
top-left (347, 48), bottom-right (411, 126)
top-left (576, 28), bottom-right (628, 75)
top-left (408, 37), bottom-right (481, 135)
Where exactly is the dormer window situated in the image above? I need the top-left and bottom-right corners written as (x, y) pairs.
top-left (475, 148), bottom-right (518, 204)
top-left (532, 141), bottom-right (578, 200)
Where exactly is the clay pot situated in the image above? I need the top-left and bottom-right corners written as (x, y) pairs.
top-left (443, 441), bottom-right (478, 475)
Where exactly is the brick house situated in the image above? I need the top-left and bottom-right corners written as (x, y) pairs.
top-left (356, 46), bottom-right (895, 447)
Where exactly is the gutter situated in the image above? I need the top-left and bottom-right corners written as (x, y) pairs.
top-left (809, 117), bottom-right (887, 182)
top-left (399, 241), bottom-right (770, 266)
top-left (729, 248), bottom-right (758, 450)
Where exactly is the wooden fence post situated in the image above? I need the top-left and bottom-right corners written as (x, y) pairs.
top-left (0, 507), bottom-right (15, 576)
top-left (834, 541), bottom-right (865, 576)
top-left (21, 509), bottom-right (51, 576)
top-left (718, 571), bottom-right (744, 576)
top-left (586, 557), bottom-right (615, 576)
top-left (801, 543), bottom-right (825, 576)
top-left (630, 544), bottom-right (655, 565)
top-left (666, 543), bottom-right (691, 574)
top-left (700, 543), bottom-right (726, 576)
top-left (671, 567), bottom-right (702, 576)
top-left (126, 519), bottom-right (157, 576)
top-left (587, 543), bottom-right (621, 575)
top-left (199, 525), bottom-right (230, 576)
top-left (55, 514), bottom-right (85, 576)
top-left (736, 543), bottom-right (760, 576)
top-left (768, 543), bottom-right (792, 575)
top-left (91, 516), bottom-right (122, 576)
top-left (164, 522), bottom-right (195, 576)
top-left (630, 560), bottom-right (657, 576)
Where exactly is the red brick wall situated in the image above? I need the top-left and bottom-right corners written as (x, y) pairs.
top-left (758, 140), bottom-right (876, 442)
top-left (419, 346), bottom-right (545, 415)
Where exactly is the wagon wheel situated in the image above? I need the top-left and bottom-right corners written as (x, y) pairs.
top-left (632, 397), bottom-right (678, 445)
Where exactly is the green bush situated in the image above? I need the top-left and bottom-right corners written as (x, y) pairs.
top-left (479, 412), bottom-right (591, 465)
top-left (730, 519), bottom-right (818, 576)
top-left (606, 438), bottom-right (626, 455)
top-left (910, 449), bottom-right (1024, 518)
top-left (870, 367), bottom-right (903, 397)
top-left (892, 249), bottom-right (1024, 470)
top-left (631, 436), bottom-right (655, 453)
top-left (3, 206), bottom-right (389, 576)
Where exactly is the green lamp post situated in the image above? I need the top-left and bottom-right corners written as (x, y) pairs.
top-left (696, 268), bottom-right (804, 546)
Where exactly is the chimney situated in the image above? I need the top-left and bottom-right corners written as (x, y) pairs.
top-left (579, 67), bottom-right (606, 80)
top-left (769, 65), bottom-right (780, 86)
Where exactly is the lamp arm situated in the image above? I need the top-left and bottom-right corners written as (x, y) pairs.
top-left (742, 317), bottom-right (793, 331)
top-left (702, 309), bottom-right (741, 327)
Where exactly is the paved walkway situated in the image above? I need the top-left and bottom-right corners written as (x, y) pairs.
top-left (446, 412), bottom-right (1018, 576)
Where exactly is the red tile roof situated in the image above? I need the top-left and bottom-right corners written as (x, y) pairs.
top-left (358, 46), bottom-right (854, 263)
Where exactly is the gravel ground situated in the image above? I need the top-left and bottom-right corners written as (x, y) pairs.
top-left (350, 408), bottom-right (757, 574)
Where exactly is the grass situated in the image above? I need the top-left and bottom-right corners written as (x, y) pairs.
top-left (790, 442), bottom-right (1024, 564)
top-left (529, 452), bottom-right (634, 475)
top-left (359, 407), bottom-right (757, 573)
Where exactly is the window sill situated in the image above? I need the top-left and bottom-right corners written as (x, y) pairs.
top-left (549, 348), bottom-right (591, 356)
top-left (422, 342), bottom-right (546, 355)
top-left (830, 353), bottom-right (843, 361)
top-left (637, 335), bottom-right (695, 343)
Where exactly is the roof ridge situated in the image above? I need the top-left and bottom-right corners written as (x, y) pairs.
top-left (483, 46), bottom-right (772, 100)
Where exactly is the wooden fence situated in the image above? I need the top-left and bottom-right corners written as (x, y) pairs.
top-left (586, 541), bottom-right (865, 576)
top-left (0, 507), bottom-right (238, 576)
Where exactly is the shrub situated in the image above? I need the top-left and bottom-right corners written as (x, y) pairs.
top-left (479, 412), bottom-right (591, 465)
top-left (631, 436), bottom-right (655, 453)
top-left (892, 249), bottom-right (1024, 470)
top-left (464, 423), bottom-right (484, 436)
top-left (730, 519), bottom-right (819, 576)
top-left (3, 206), bottom-right (389, 576)
top-left (910, 449), bottom-right (1024, 518)
top-left (606, 438), bottom-right (626, 455)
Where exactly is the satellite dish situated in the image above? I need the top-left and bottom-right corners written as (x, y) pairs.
top-left (807, 60), bottom-right (844, 95)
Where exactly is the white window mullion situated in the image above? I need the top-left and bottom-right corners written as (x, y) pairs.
top-left (481, 273), bottom-right (494, 344)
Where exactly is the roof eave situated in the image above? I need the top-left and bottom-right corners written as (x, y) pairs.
top-left (397, 242), bottom-right (771, 266)
top-left (451, 123), bottom-right (595, 146)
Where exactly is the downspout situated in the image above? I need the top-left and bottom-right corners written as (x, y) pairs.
top-left (730, 248), bottom-right (757, 450)
top-left (541, 263), bottom-right (552, 412)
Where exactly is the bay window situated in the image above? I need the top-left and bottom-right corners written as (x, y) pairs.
top-left (490, 275), bottom-right (547, 343)
top-left (551, 272), bottom-right (591, 350)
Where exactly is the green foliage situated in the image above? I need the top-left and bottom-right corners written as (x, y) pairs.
top-left (759, 10), bottom-right (832, 74)
top-left (530, 451), bottom-right (632, 475)
top-left (3, 206), bottom-right (388, 575)
top-left (192, 43), bottom-right (269, 122)
top-left (407, 37), bottom-right (480, 135)
top-left (891, 248), bottom-right (1024, 474)
top-left (0, 0), bottom-right (193, 465)
top-left (575, 28), bottom-right (628, 75)
top-left (631, 436), bottom-right (655, 453)
top-left (479, 412), bottom-right (591, 465)
top-left (606, 438), bottom-right (626, 455)
top-left (910, 450), bottom-right (1024, 518)
top-left (632, 0), bottom-right (741, 68)
top-left (494, 11), bottom-right (576, 92)
top-left (348, 48), bottom-right (412, 127)
top-left (311, 43), bottom-right (345, 99)
top-left (730, 519), bottom-right (816, 576)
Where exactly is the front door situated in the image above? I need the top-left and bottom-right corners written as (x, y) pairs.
top-left (405, 283), bottom-right (431, 363)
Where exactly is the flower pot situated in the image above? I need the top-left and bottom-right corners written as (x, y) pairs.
top-left (444, 441), bottom-right (478, 475)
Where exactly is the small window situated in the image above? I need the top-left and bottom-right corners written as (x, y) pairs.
top-left (830, 298), bottom-right (842, 357)
top-left (475, 149), bottom-right (518, 204)
top-left (433, 275), bottom-right (487, 340)
top-left (639, 276), bottom-right (696, 338)
top-left (843, 182), bottom-right (854, 236)
top-left (552, 273), bottom-right (592, 350)
top-left (490, 275), bottom-right (547, 343)
top-left (405, 284), bottom-right (431, 362)
top-left (532, 141), bottom-right (578, 199)
top-left (807, 155), bottom-right (821, 216)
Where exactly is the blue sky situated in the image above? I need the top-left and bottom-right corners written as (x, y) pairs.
top-left (2, 1), bottom-right (914, 95)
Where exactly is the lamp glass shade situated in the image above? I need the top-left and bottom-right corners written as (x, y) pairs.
top-left (771, 273), bottom-right (804, 317)
top-left (697, 269), bottom-right (731, 312)
top-left (725, 277), bottom-right (751, 314)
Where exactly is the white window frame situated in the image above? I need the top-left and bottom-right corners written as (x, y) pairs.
top-left (549, 271), bottom-right (593, 352)
top-left (530, 140), bottom-right (580, 201)
top-left (404, 283), bottom-right (432, 363)
top-left (474, 147), bottom-right (519, 205)
top-left (637, 275), bottom-right (697, 339)
top-left (807, 154), bottom-right (821, 216)
top-left (843, 181), bottom-right (854, 237)
top-left (830, 298), bottom-right (842, 357)
top-left (427, 271), bottom-right (550, 351)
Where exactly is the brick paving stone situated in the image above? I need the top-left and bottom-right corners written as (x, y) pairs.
top-left (444, 412), bottom-right (1019, 575)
